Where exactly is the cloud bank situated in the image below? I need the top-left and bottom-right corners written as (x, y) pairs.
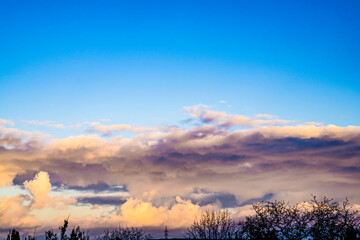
top-left (1, 105), bottom-right (360, 232)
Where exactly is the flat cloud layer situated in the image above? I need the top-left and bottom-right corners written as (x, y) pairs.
top-left (1, 106), bottom-right (360, 233)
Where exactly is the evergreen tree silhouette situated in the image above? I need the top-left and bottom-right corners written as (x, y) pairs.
top-left (164, 226), bottom-right (169, 240)
top-left (6, 229), bottom-right (20, 240)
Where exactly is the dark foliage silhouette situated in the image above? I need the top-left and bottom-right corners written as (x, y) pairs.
top-left (6, 230), bottom-right (20, 240)
top-left (45, 229), bottom-right (58, 240)
top-left (186, 196), bottom-right (360, 239)
top-left (45, 217), bottom-right (88, 240)
top-left (24, 229), bottom-right (36, 240)
top-left (164, 226), bottom-right (169, 240)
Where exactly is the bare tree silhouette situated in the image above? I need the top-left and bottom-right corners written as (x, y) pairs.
top-left (186, 196), bottom-right (360, 240)
top-left (307, 196), bottom-right (360, 240)
top-left (96, 227), bottom-right (151, 240)
top-left (185, 209), bottom-right (239, 239)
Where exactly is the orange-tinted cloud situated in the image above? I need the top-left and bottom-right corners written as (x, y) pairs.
top-left (0, 119), bottom-right (14, 126)
top-left (1, 106), bottom-right (360, 232)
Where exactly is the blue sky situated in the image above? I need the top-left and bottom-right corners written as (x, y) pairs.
top-left (1, 0), bottom-right (360, 133)
top-left (1, 1), bottom-right (360, 234)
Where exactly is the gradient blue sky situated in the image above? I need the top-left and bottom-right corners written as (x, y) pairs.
top-left (1, 0), bottom-right (360, 136)
top-left (2, 1), bottom-right (360, 235)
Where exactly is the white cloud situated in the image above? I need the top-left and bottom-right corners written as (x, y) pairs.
top-left (0, 119), bottom-right (14, 126)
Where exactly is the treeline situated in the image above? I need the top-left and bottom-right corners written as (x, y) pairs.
top-left (186, 196), bottom-right (360, 240)
top-left (4, 196), bottom-right (360, 240)
top-left (6, 218), bottom-right (151, 240)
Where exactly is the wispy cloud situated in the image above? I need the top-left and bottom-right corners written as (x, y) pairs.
top-left (85, 122), bottom-right (153, 136)
top-left (23, 120), bottom-right (88, 129)
top-left (185, 104), bottom-right (295, 127)
top-left (23, 120), bottom-right (66, 128)
top-left (0, 119), bottom-right (14, 126)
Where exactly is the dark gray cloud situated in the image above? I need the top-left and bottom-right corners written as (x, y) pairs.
top-left (68, 183), bottom-right (127, 193)
top-left (189, 188), bottom-right (240, 208)
top-left (77, 196), bottom-right (127, 205)
top-left (12, 170), bottom-right (39, 185)
top-left (239, 193), bottom-right (274, 207)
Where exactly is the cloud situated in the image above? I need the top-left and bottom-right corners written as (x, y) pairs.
top-left (86, 122), bottom-right (153, 136)
top-left (66, 183), bottom-right (127, 193)
top-left (24, 171), bottom-right (76, 210)
top-left (184, 104), bottom-right (228, 123)
top-left (77, 196), bottom-right (127, 206)
top-left (1, 106), bottom-right (360, 232)
top-left (0, 124), bottom-right (48, 151)
top-left (24, 120), bottom-right (65, 129)
top-left (184, 104), bottom-right (294, 127)
top-left (0, 194), bottom-right (39, 231)
top-left (47, 197), bottom-right (210, 232)
top-left (0, 119), bottom-right (14, 126)
top-left (24, 171), bottom-right (52, 209)
top-left (254, 114), bottom-right (277, 119)
top-left (0, 172), bottom-right (75, 231)
top-left (239, 193), bottom-right (274, 206)
top-left (0, 162), bottom-right (22, 187)
top-left (188, 188), bottom-right (240, 208)
top-left (23, 120), bottom-right (87, 129)
top-left (247, 124), bottom-right (360, 140)
top-left (119, 196), bottom-right (202, 228)
top-left (12, 170), bottom-right (39, 186)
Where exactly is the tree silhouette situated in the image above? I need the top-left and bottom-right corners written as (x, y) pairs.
top-left (185, 196), bottom-right (360, 240)
top-left (46, 217), bottom-right (88, 240)
top-left (24, 229), bottom-right (36, 240)
top-left (239, 196), bottom-right (360, 240)
top-left (3, 195), bottom-right (359, 240)
top-left (59, 217), bottom-right (69, 240)
top-left (241, 200), bottom-right (309, 240)
top-left (6, 229), bottom-right (20, 240)
top-left (185, 209), bottom-right (239, 239)
top-left (164, 226), bottom-right (169, 240)
top-left (307, 196), bottom-right (360, 240)
top-left (45, 229), bottom-right (58, 240)
top-left (97, 227), bottom-right (151, 240)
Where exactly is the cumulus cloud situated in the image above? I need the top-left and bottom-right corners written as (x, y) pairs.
top-left (119, 196), bottom-right (202, 228)
top-left (25, 171), bottom-right (76, 209)
top-left (0, 171), bottom-right (75, 231)
top-left (0, 194), bottom-right (39, 230)
top-left (1, 106), bottom-right (360, 232)
top-left (24, 171), bottom-right (52, 209)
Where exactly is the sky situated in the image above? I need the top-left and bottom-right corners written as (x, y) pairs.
top-left (1, 0), bottom-right (360, 237)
